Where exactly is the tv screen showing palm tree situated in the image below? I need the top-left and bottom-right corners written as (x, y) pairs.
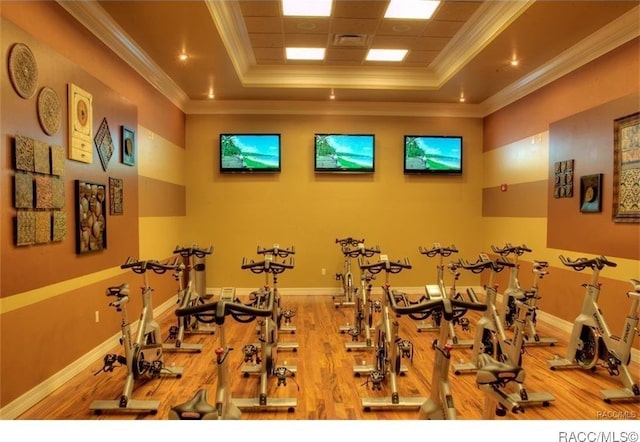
top-left (220, 134), bottom-right (281, 173)
top-left (314, 134), bottom-right (375, 173)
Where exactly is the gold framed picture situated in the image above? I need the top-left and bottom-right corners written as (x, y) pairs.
top-left (613, 112), bottom-right (640, 222)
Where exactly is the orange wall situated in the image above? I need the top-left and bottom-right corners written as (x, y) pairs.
top-left (1, 2), bottom-right (185, 409)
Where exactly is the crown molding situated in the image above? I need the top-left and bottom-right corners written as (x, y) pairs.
top-left (480, 5), bottom-right (640, 116)
top-left (184, 99), bottom-right (483, 118)
top-left (430, 0), bottom-right (534, 83)
top-left (56, 0), bottom-right (189, 110)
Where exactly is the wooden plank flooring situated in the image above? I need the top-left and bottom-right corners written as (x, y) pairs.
top-left (15, 293), bottom-right (640, 421)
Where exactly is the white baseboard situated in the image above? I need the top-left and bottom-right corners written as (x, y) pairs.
top-left (0, 295), bottom-right (178, 420)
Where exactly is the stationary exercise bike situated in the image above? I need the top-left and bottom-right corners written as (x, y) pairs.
top-left (340, 243), bottom-right (381, 351)
top-left (164, 245), bottom-right (215, 353)
top-left (235, 250), bottom-right (298, 411)
top-left (90, 258), bottom-right (185, 415)
top-left (548, 255), bottom-right (640, 403)
top-left (411, 243), bottom-right (474, 349)
top-left (333, 237), bottom-right (365, 308)
top-left (169, 288), bottom-right (275, 419)
top-left (491, 243), bottom-right (557, 347)
top-left (451, 253), bottom-right (555, 408)
top-left (355, 255), bottom-right (426, 411)
top-left (387, 260), bottom-right (488, 419)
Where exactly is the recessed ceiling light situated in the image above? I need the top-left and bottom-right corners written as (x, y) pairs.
top-left (366, 49), bottom-right (408, 62)
top-left (178, 53), bottom-right (188, 61)
top-left (282, 0), bottom-right (332, 17)
top-left (286, 47), bottom-right (326, 60)
top-left (208, 90), bottom-right (215, 99)
top-left (459, 94), bottom-right (466, 103)
top-left (384, 0), bottom-right (440, 19)
top-left (510, 58), bottom-right (520, 67)
top-left (329, 89), bottom-right (335, 100)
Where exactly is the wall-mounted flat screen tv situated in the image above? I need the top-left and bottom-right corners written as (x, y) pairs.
top-left (404, 135), bottom-right (463, 174)
top-left (314, 134), bottom-right (375, 173)
top-left (220, 134), bottom-right (281, 173)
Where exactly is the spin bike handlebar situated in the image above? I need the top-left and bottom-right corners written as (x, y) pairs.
top-left (559, 255), bottom-right (617, 271)
top-left (241, 256), bottom-right (295, 274)
top-left (418, 243), bottom-right (458, 258)
top-left (458, 254), bottom-right (515, 274)
top-left (342, 243), bottom-right (380, 259)
top-left (491, 243), bottom-right (532, 257)
top-left (385, 285), bottom-right (487, 319)
top-left (175, 291), bottom-right (274, 325)
top-left (173, 245), bottom-right (213, 259)
top-left (257, 245), bottom-right (295, 258)
top-left (358, 256), bottom-right (411, 274)
top-left (121, 257), bottom-right (181, 274)
top-left (336, 237), bottom-right (364, 247)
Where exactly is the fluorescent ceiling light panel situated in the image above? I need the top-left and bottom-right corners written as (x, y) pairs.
top-left (282, 0), bottom-right (332, 17)
top-left (384, 0), bottom-right (440, 19)
top-left (366, 49), bottom-right (408, 62)
top-left (286, 47), bottom-right (326, 60)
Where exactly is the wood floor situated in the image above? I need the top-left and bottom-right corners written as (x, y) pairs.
top-left (16, 291), bottom-right (640, 421)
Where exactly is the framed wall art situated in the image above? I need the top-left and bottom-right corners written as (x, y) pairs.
top-left (580, 174), bottom-right (603, 213)
top-left (68, 83), bottom-right (93, 164)
top-left (75, 180), bottom-right (107, 254)
top-left (613, 112), bottom-right (640, 222)
top-left (109, 177), bottom-right (123, 215)
top-left (95, 117), bottom-right (114, 172)
top-left (121, 126), bottom-right (136, 166)
top-left (553, 159), bottom-right (574, 198)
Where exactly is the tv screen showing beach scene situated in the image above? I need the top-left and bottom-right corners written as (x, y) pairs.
top-left (314, 134), bottom-right (375, 173)
top-left (219, 134), bottom-right (281, 173)
top-left (404, 135), bottom-right (463, 174)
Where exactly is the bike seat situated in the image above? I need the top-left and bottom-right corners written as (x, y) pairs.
top-left (476, 354), bottom-right (525, 386)
top-left (169, 389), bottom-right (217, 420)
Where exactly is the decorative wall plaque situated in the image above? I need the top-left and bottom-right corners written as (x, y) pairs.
top-left (35, 175), bottom-right (52, 209)
top-left (75, 180), bottom-right (107, 254)
top-left (553, 159), bottom-right (574, 198)
top-left (37, 86), bottom-right (62, 136)
top-left (50, 144), bottom-right (65, 176)
top-left (51, 176), bottom-right (65, 209)
top-left (121, 126), bottom-right (136, 166)
top-left (14, 172), bottom-right (34, 209)
top-left (109, 177), bottom-right (123, 215)
top-left (68, 83), bottom-right (93, 163)
top-left (95, 117), bottom-right (114, 172)
top-left (35, 212), bottom-right (51, 244)
top-left (613, 112), bottom-right (640, 222)
top-left (8, 42), bottom-right (38, 99)
top-left (580, 174), bottom-right (603, 213)
top-left (52, 211), bottom-right (66, 242)
top-left (16, 210), bottom-right (36, 246)
top-left (34, 139), bottom-right (51, 174)
top-left (14, 135), bottom-right (35, 172)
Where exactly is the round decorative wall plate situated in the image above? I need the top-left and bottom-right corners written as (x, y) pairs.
top-left (37, 86), bottom-right (62, 136)
top-left (8, 42), bottom-right (38, 99)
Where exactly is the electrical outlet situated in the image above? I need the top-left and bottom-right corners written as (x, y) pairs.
top-left (321, 268), bottom-right (326, 276)
top-left (95, 311), bottom-right (100, 323)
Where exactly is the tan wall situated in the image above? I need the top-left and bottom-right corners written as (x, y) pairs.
top-left (482, 38), bottom-right (640, 349)
top-left (0, 2), bottom-right (186, 408)
top-left (185, 114), bottom-right (486, 290)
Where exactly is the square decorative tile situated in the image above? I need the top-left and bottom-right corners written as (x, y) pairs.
top-left (52, 211), bottom-right (66, 242)
top-left (14, 172), bottom-right (33, 209)
top-left (34, 139), bottom-right (51, 174)
top-left (35, 211), bottom-right (51, 243)
top-left (51, 144), bottom-right (65, 176)
top-left (16, 210), bottom-right (36, 246)
top-left (15, 135), bottom-right (35, 172)
top-left (35, 175), bottom-right (53, 209)
top-left (51, 176), bottom-right (65, 209)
